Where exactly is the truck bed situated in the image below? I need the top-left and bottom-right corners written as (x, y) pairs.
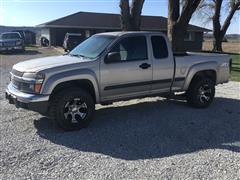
top-left (172, 52), bottom-right (231, 90)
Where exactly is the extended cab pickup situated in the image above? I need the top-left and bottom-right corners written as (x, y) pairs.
top-left (6, 32), bottom-right (231, 130)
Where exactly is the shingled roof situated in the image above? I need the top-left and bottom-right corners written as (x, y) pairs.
top-left (38, 12), bottom-right (211, 32)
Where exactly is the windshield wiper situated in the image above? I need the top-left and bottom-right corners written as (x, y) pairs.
top-left (69, 54), bottom-right (88, 58)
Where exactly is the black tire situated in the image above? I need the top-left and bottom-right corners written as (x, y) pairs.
top-left (186, 78), bottom-right (215, 108)
top-left (50, 88), bottom-right (95, 131)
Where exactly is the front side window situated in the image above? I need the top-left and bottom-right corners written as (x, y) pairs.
top-left (110, 36), bottom-right (148, 62)
top-left (151, 36), bottom-right (169, 59)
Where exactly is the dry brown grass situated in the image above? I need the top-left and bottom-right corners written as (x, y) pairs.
top-left (203, 41), bottom-right (240, 54)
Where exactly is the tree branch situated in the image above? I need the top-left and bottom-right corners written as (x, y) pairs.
top-left (221, 1), bottom-right (240, 36)
top-left (178, 0), bottom-right (202, 27)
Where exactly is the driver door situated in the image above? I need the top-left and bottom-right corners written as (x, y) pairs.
top-left (100, 35), bottom-right (153, 102)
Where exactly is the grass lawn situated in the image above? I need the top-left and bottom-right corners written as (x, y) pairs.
top-left (231, 55), bottom-right (240, 82)
top-left (25, 45), bottom-right (39, 51)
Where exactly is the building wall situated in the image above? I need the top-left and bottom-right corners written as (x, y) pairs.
top-left (43, 27), bottom-right (204, 51)
top-left (49, 28), bottom-right (115, 46)
top-left (183, 32), bottom-right (203, 51)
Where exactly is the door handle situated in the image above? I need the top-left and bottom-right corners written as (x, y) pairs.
top-left (139, 63), bottom-right (151, 69)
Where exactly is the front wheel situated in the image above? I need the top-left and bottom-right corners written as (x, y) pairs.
top-left (186, 78), bottom-right (215, 108)
top-left (50, 88), bottom-right (95, 130)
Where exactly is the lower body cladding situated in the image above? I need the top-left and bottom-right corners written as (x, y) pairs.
top-left (5, 84), bottom-right (49, 116)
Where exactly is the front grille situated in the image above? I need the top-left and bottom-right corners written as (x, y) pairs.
top-left (12, 78), bottom-right (21, 89)
top-left (11, 69), bottom-right (24, 77)
top-left (10, 69), bottom-right (34, 93)
top-left (3, 42), bottom-right (15, 47)
top-left (11, 77), bottom-right (33, 93)
top-left (11, 69), bottom-right (24, 90)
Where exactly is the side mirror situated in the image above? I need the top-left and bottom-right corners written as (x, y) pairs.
top-left (105, 52), bottom-right (121, 64)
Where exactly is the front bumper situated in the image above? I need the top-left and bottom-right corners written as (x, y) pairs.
top-left (0, 46), bottom-right (23, 52)
top-left (5, 83), bottom-right (50, 116)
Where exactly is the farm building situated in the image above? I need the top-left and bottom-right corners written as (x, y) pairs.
top-left (38, 11), bottom-right (211, 51)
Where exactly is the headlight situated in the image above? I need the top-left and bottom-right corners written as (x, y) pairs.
top-left (21, 72), bottom-right (45, 93)
top-left (23, 72), bottom-right (45, 82)
top-left (16, 40), bottom-right (22, 46)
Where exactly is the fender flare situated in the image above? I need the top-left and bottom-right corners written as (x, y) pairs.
top-left (41, 69), bottom-right (100, 103)
top-left (183, 61), bottom-right (218, 90)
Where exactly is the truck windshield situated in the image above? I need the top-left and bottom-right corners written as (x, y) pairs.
top-left (69, 35), bottom-right (116, 59)
top-left (0, 33), bottom-right (21, 39)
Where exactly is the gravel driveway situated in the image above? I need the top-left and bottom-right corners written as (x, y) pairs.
top-left (0, 49), bottom-right (240, 179)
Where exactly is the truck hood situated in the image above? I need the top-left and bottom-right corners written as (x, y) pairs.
top-left (13, 55), bottom-right (89, 72)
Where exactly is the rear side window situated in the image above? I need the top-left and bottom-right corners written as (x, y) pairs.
top-left (151, 36), bottom-right (168, 59)
top-left (110, 36), bottom-right (148, 62)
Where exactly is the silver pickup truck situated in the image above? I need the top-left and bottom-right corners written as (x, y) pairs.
top-left (6, 32), bottom-right (231, 130)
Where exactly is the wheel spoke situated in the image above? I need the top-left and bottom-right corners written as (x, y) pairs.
top-left (199, 87), bottom-right (204, 93)
top-left (78, 102), bottom-right (87, 109)
top-left (71, 113), bottom-right (78, 123)
top-left (64, 111), bottom-right (71, 119)
top-left (198, 84), bottom-right (212, 104)
top-left (202, 95), bottom-right (210, 101)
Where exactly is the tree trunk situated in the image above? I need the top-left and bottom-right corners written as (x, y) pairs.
top-left (168, 0), bottom-right (201, 52)
top-left (130, 0), bottom-right (145, 31)
top-left (168, 0), bottom-right (180, 51)
top-left (212, 0), bottom-right (223, 52)
top-left (213, 37), bottom-right (223, 52)
top-left (169, 24), bottom-right (186, 52)
top-left (119, 0), bottom-right (132, 31)
top-left (212, 0), bottom-right (240, 52)
top-left (119, 0), bottom-right (145, 31)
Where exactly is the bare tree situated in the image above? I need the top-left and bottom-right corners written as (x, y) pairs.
top-left (120, 0), bottom-right (145, 31)
top-left (197, 0), bottom-right (240, 51)
top-left (168, 0), bottom-right (202, 52)
top-left (212, 0), bottom-right (240, 51)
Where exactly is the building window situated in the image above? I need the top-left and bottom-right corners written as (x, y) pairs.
top-left (184, 32), bottom-right (195, 41)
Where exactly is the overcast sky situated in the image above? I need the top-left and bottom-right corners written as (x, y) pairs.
top-left (0, 0), bottom-right (239, 34)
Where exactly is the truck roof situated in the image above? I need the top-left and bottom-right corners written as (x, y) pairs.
top-left (97, 31), bottom-right (165, 37)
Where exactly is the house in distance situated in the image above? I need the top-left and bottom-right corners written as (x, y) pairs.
top-left (37, 11), bottom-right (211, 51)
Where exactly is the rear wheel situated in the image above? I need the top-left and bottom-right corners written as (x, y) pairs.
top-left (186, 78), bottom-right (215, 108)
top-left (50, 88), bottom-right (95, 130)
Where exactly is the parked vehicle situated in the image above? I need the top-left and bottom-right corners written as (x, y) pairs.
top-left (12, 30), bottom-right (26, 42)
top-left (6, 32), bottom-right (231, 130)
top-left (63, 33), bottom-right (83, 52)
top-left (13, 30), bottom-right (37, 45)
top-left (0, 32), bottom-right (25, 53)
